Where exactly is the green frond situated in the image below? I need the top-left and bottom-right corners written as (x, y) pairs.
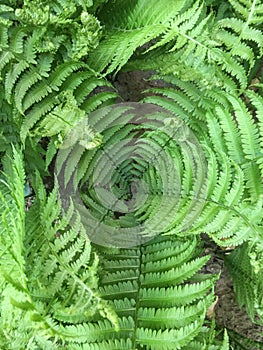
top-left (227, 328), bottom-right (263, 349)
top-left (80, 90), bottom-right (117, 114)
top-left (228, 0), bottom-right (263, 25)
top-left (4, 59), bottom-right (30, 103)
top-left (0, 17), bottom-right (10, 49)
top-left (0, 147), bottom-right (26, 286)
top-left (9, 27), bottom-right (29, 55)
top-left (88, 26), bottom-right (166, 74)
top-left (0, 50), bottom-right (13, 72)
top-left (20, 93), bottom-right (58, 141)
top-left (87, 0), bottom-right (212, 75)
top-left (211, 107), bottom-right (243, 163)
top-left (220, 329), bottom-right (230, 350)
top-left (0, 2), bottom-right (109, 157)
top-left (212, 50), bottom-right (248, 90)
top-left (84, 235), bottom-right (218, 349)
top-left (98, 0), bottom-right (186, 29)
top-left (55, 100), bottom-right (262, 249)
top-left (124, 3), bottom-right (262, 91)
top-left (14, 54), bottom-right (53, 114)
top-left (183, 326), bottom-right (230, 350)
top-left (229, 95), bottom-right (261, 160)
top-left (0, 150), bottom-right (117, 347)
top-left (0, 1), bottom-right (262, 347)
top-left (224, 242), bottom-right (263, 321)
top-left (216, 17), bottom-right (263, 52)
top-left (69, 339), bottom-right (133, 350)
top-left (143, 75), bottom-right (230, 124)
top-left (228, 94), bottom-right (262, 200)
top-left (136, 322), bottom-right (203, 350)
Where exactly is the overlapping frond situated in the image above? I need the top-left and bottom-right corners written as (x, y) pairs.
top-left (0, 149), bottom-right (116, 348)
top-left (0, 0), bottom-right (262, 347)
top-left (0, 147), bottom-right (25, 287)
top-left (121, 0), bottom-right (262, 92)
top-left (87, 0), bottom-right (186, 74)
top-left (143, 84), bottom-right (262, 250)
top-left (227, 328), bottom-right (263, 349)
top-left (0, 2), bottom-right (116, 158)
top-left (228, 0), bottom-right (263, 26)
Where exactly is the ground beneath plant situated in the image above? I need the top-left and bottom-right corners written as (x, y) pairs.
top-left (112, 70), bottom-right (263, 347)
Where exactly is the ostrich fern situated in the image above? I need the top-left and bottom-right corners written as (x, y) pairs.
top-left (0, 0), bottom-right (263, 348)
top-left (0, 0), bottom-right (116, 162)
top-left (0, 148), bottom-right (228, 349)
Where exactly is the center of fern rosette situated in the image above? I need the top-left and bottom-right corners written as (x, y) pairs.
top-left (55, 103), bottom-right (207, 248)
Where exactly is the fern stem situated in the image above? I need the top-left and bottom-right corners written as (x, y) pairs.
top-left (246, 0), bottom-right (257, 27)
top-left (131, 244), bottom-right (143, 349)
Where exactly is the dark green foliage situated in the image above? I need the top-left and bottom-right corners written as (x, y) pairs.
top-left (224, 243), bottom-right (263, 322)
top-left (227, 328), bottom-right (263, 349)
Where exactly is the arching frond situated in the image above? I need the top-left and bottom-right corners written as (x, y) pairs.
top-left (0, 149), bottom-right (116, 348)
top-left (228, 0), bottom-right (263, 25)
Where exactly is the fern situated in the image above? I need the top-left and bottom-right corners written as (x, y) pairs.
top-left (85, 235), bottom-right (220, 349)
top-left (143, 78), bottom-right (263, 321)
top-left (0, 148), bottom-right (117, 348)
top-left (0, 147), bottom-right (26, 288)
top-left (227, 328), bottom-right (263, 349)
top-left (119, 0), bottom-right (263, 92)
top-left (54, 96), bottom-right (262, 250)
top-left (0, 151), bottom-right (229, 349)
top-left (228, 0), bottom-right (263, 26)
top-left (0, 1), bottom-right (117, 165)
top-left (1, 0), bottom-right (262, 347)
top-left (224, 243), bottom-right (263, 322)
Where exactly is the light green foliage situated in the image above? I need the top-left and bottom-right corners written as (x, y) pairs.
top-left (144, 77), bottom-right (263, 324)
top-left (144, 83), bottom-right (263, 245)
top-left (0, 0), bottom-right (116, 156)
top-left (0, 149), bottom-right (117, 348)
top-left (0, 0), bottom-right (262, 348)
top-left (91, 0), bottom-right (262, 91)
top-left (0, 149), bottom-right (228, 348)
top-left (93, 235), bottom-right (219, 349)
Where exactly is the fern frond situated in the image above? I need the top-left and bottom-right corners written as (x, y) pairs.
top-left (0, 150), bottom-right (116, 347)
top-left (86, 235), bottom-right (218, 349)
top-left (228, 0), bottom-right (263, 25)
top-left (0, 1), bottom-right (112, 158)
top-left (224, 242), bottom-right (263, 321)
top-left (14, 54), bottom-right (53, 114)
top-left (57, 100), bottom-right (262, 250)
top-left (0, 147), bottom-right (26, 286)
top-left (142, 88), bottom-right (262, 246)
top-left (88, 0), bottom-right (214, 75)
top-left (24, 176), bottom-right (108, 323)
top-left (87, 0), bottom-right (187, 74)
top-left (227, 328), bottom-right (263, 349)
top-left (123, 2), bottom-right (262, 92)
